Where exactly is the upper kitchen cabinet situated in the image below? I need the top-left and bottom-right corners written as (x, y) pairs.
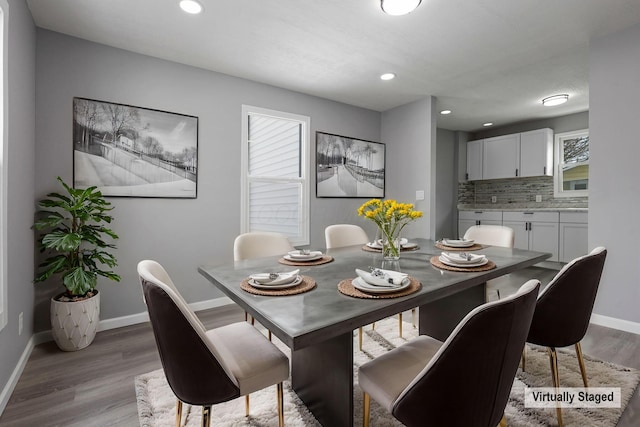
top-left (466, 139), bottom-right (483, 181)
top-left (482, 133), bottom-right (520, 180)
top-left (467, 128), bottom-right (553, 181)
top-left (520, 128), bottom-right (553, 177)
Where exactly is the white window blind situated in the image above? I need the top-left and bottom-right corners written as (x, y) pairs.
top-left (241, 106), bottom-right (309, 246)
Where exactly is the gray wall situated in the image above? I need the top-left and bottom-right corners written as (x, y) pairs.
top-left (472, 111), bottom-right (589, 140)
top-left (589, 22), bottom-right (640, 324)
top-left (381, 97), bottom-right (435, 239)
top-left (435, 128), bottom-right (456, 239)
top-left (0, 0), bottom-right (36, 409)
top-left (34, 30), bottom-right (381, 331)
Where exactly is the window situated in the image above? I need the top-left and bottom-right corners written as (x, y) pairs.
top-left (554, 129), bottom-right (589, 198)
top-left (0, 1), bottom-right (7, 330)
top-left (241, 106), bottom-right (310, 246)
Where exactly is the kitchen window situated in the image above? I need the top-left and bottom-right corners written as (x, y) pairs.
top-left (554, 129), bottom-right (589, 198)
top-left (241, 106), bottom-right (310, 246)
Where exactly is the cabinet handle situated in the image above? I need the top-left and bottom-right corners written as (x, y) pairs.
top-left (543, 166), bottom-right (547, 175)
top-left (465, 172), bottom-right (469, 180)
top-left (516, 169), bottom-right (519, 177)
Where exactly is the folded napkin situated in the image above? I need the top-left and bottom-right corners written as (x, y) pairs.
top-left (355, 268), bottom-right (408, 287)
top-left (249, 269), bottom-right (299, 285)
top-left (441, 252), bottom-right (486, 264)
top-left (368, 238), bottom-right (409, 249)
top-left (442, 238), bottom-right (474, 246)
top-left (288, 250), bottom-right (322, 259)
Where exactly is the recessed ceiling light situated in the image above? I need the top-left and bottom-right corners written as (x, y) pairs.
top-left (380, 73), bottom-right (396, 81)
top-left (179, 0), bottom-right (203, 14)
top-left (440, 110), bottom-right (452, 115)
top-left (542, 94), bottom-right (569, 107)
top-left (381, 0), bottom-right (422, 16)
top-left (483, 122), bottom-right (493, 127)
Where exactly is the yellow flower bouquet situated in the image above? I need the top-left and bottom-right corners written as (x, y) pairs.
top-left (357, 199), bottom-right (423, 259)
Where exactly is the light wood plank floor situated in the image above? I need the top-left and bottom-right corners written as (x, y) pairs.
top-left (1, 266), bottom-right (638, 426)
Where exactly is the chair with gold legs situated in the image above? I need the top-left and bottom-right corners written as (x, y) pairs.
top-left (524, 246), bottom-right (607, 427)
top-left (359, 280), bottom-right (540, 427)
top-left (138, 260), bottom-right (289, 427)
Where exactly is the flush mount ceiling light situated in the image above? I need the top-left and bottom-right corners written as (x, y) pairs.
top-left (440, 110), bottom-right (452, 115)
top-left (381, 0), bottom-right (422, 16)
top-left (179, 0), bottom-right (203, 14)
top-left (542, 94), bottom-right (569, 107)
top-left (483, 122), bottom-right (493, 127)
top-left (380, 73), bottom-right (396, 80)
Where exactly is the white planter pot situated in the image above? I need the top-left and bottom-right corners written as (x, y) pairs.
top-left (50, 291), bottom-right (100, 351)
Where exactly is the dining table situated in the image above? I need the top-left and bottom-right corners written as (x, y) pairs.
top-left (198, 238), bottom-right (550, 427)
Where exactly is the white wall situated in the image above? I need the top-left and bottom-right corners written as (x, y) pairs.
top-left (0, 0), bottom-right (36, 412)
top-left (589, 22), bottom-right (640, 325)
top-left (34, 30), bottom-right (381, 331)
top-left (381, 97), bottom-right (436, 239)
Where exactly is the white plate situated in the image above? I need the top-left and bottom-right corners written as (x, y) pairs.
top-left (284, 252), bottom-right (324, 262)
top-left (366, 241), bottom-right (383, 249)
top-left (248, 275), bottom-right (303, 289)
top-left (402, 242), bottom-right (418, 249)
top-left (441, 239), bottom-right (475, 248)
top-left (438, 256), bottom-right (488, 268)
top-left (352, 276), bottom-right (411, 294)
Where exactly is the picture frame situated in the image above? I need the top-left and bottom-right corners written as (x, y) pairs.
top-left (316, 131), bottom-right (385, 198)
top-left (73, 97), bottom-right (198, 198)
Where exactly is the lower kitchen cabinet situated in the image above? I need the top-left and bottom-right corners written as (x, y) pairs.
top-left (559, 212), bottom-right (589, 262)
top-left (458, 211), bottom-right (502, 237)
top-left (502, 211), bottom-right (560, 262)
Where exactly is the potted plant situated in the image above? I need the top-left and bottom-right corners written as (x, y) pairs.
top-left (32, 177), bottom-right (120, 351)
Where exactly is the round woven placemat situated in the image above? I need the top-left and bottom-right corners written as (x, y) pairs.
top-left (240, 275), bottom-right (316, 296)
top-left (435, 242), bottom-right (483, 251)
top-left (277, 255), bottom-right (334, 266)
top-left (337, 277), bottom-right (421, 299)
top-left (429, 256), bottom-right (496, 272)
top-left (361, 245), bottom-right (420, 253)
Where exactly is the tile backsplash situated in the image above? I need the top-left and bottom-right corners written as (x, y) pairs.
top-left (458, 176), bottom-right (588, 209)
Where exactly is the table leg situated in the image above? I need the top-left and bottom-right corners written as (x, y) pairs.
top-left (419, 283), bottom-right (486, 341)
top-left (291, 332), bottom-right (353, 427)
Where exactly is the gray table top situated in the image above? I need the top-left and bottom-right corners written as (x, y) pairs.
top-left (198, 238), bottom-right (549, 350)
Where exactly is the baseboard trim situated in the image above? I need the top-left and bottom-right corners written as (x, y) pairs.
top-left (591, 313), bottom-right (640, 335)
top-left (0, 335), bottom-right (36, 416)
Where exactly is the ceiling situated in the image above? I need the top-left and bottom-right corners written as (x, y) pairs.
top-left (26, 0), bottom-right (640, 132)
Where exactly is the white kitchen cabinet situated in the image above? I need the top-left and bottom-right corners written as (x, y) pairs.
top-left (503, 211), bottom-right (559, 261)
top-left (458, 211), bottom-right (502, 237)
top-left (482, 133), bottom-right (520, 180)
top-left (520, 128), bottom-right (553, 177)
top-left (466, 139), bottom-right (483, 181)
top-left (559, 212), bottom-right (588, 262)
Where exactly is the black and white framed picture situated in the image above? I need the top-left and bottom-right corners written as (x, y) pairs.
top-left (316, 131), bottom-right (385, 198)
top-left (73, 97), bottom-right (198, 198)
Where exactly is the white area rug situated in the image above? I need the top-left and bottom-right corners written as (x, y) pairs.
top-left (135, 318), bottom-right (639, 426)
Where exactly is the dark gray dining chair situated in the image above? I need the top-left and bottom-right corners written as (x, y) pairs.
top-left (137, 260), bottom-right (289, 427)
top-left (358, 279), bottom-right (540, 427)
top-left (525, 246), bottom-right (607, 427)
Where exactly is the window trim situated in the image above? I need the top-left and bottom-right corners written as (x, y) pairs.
top-left (0, 0), bottom-right (8, 331)
top-left (554, 128), bottom-right (589, 198)
top-left (240, 105), bottom-right (310, 246)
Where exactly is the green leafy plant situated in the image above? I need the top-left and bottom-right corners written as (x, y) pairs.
top-left (33, 177), bottom-right (120, 296)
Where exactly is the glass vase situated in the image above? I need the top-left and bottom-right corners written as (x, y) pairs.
top-left (379, 225), bottom-right (401, 261)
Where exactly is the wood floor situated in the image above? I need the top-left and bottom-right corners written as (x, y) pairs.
top-left (1, 266), bottom-right (639, 426)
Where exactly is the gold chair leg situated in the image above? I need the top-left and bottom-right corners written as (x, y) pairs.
top-left (548, 347), bottom-right (564, 427)
top-left (268, 329), bottom-right (272, 341)
top-left (499, 414), bottom-right (507, 427)
top-left (359, 327), bottom-right (363, 351)
top-left (412, 308), bottom-right (416, 329)
top-left (245, 394), bottom-right (250, 416)
top-left (575, 342), bottom-right (589, 387)
top-left (176, 399), bottom-right (183, 427)
top-left (521, 346), bottom-right (526, 371)
top-left (363, 392), bottom-right (370, 427)
top-left (201, 405), bottom-right (212, 427)
top-left (398, 312), bottom-right (403, 338)
top-left (372, 322), bottom-right (375, 330)
top-left (277, 382), bottom-right (284, 427)
top-left (245, 311), bottom-right (248, 322)
top-left (251, 316), bottom-right (255, 326)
